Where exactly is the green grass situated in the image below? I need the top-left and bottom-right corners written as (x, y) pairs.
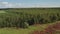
top-left (0, 8), bottom-right (60, 34)
top-left (0, 22), bottom-right (57, 34)
top-left (0, 11), bottom-right (6, 13)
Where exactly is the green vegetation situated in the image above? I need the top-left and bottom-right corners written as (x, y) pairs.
top-left (0, 22), bottom-right (54, 34)
top-left (0, 10), bottom-right (6, 13)
top-left (0, 8), bottom-right (60, 34)
top-left (0, 8), bottom-right (60, 28)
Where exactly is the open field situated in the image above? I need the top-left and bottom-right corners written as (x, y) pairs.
top-left (31, 21), bottom-right (60, 34)
top-left (0, 22), bottom-right (58, 34)
top-left (0, 11), bottom-right (6, 13)
top-left (0, 8), bottom-right (60, 34)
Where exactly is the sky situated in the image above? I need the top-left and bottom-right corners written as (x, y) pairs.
top-left (0, 0), bottom-right (60, 8)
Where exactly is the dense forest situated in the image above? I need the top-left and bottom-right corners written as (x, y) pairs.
top-left (0, 8), bottom-right (60, 28)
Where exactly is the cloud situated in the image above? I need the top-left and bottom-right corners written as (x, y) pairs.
top-left (0, 2), bottom-right (60, 8)
top-left (29, 3), bottom-right (60, 7)
top-left (0, 2), bottom-right (22, 8)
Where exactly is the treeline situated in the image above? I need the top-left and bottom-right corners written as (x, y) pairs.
top-left (0, 8), bottom-right (60, 28)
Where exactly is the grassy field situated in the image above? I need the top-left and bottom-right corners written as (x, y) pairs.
top-left (0, 8), bottom-right (60, 34)
top-left (0, 22), bottom-right (57, 34)
top-left (0, 11), bottom-right (6, 13)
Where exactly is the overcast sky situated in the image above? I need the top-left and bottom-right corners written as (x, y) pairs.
top-left (0, 0), bottom-right (60, 8)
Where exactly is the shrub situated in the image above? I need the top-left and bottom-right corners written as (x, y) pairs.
top-left (20, 21), bottom-right (29, 28)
